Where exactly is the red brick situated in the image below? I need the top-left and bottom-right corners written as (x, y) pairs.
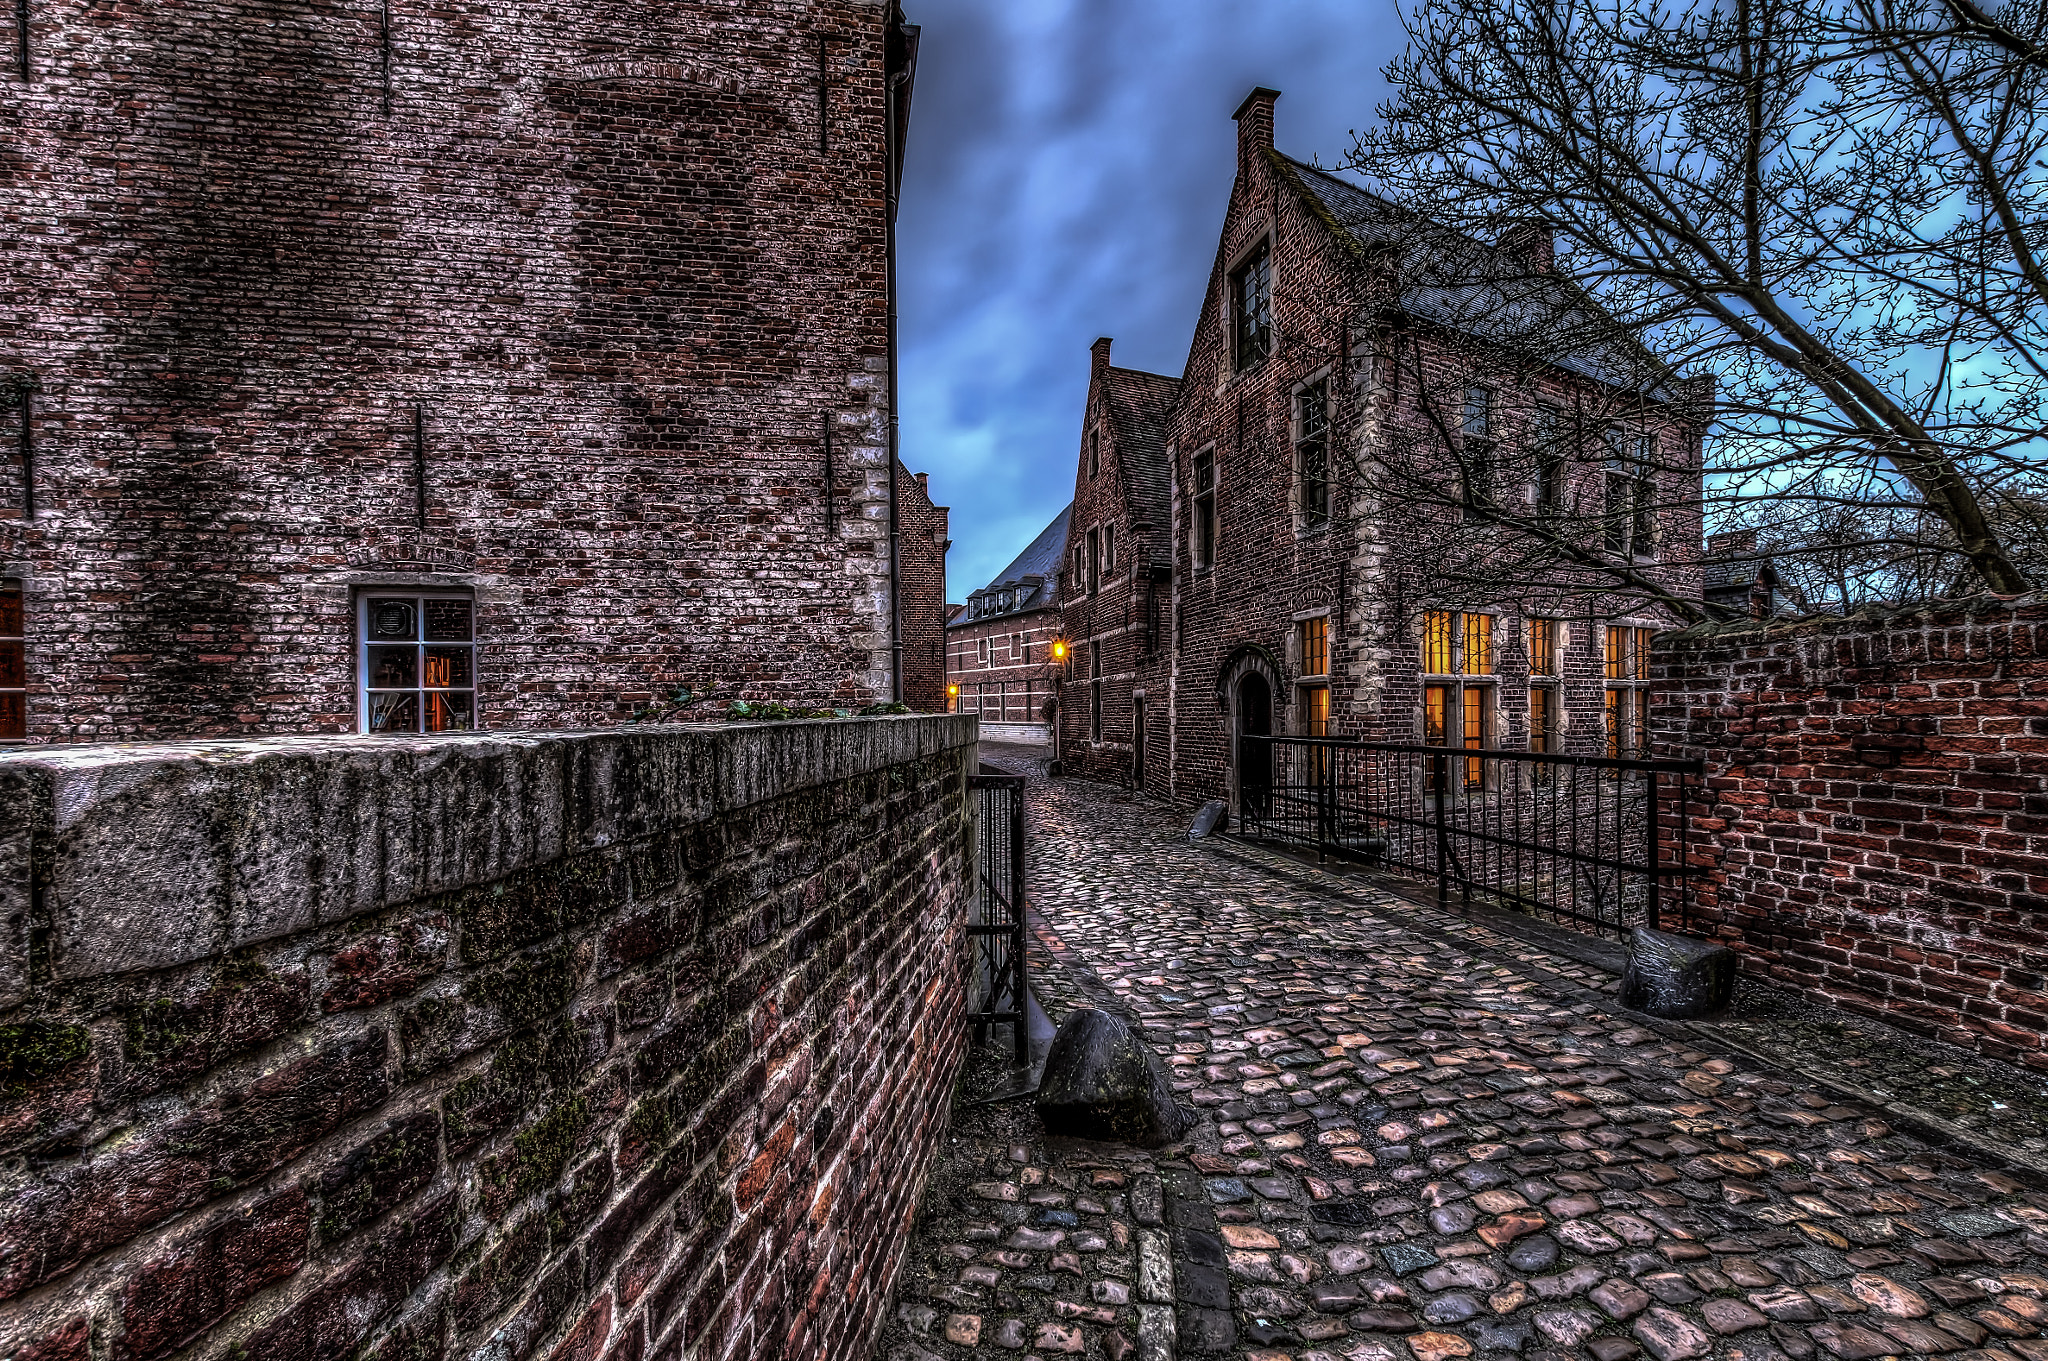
top-left (116, 1187), bottom-right (311, 1361)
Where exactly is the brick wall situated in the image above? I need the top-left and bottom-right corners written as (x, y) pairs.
top-left (1653, 596), bottom-right (2048, 1069)
top-left (0, 0), bottom-right (911, 740)
top-left (897, 467), bottom-right (949, 713)
top-left (0, 715), bottom-right (975, 1360)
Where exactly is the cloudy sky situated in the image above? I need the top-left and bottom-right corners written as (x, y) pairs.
top-left (896, 0), bottom-right (1405, 596)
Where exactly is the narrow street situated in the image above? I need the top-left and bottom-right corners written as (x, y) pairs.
top-left (877, 747), bottom-right (2048, 1361)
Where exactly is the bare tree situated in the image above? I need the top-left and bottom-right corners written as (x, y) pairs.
top-left (1345, 0), bottom-right (2048, 600)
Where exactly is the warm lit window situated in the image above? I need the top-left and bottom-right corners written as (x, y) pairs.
top-left (1296, 380), bottom-right (1329, 527)
top-left (1529, 686), bottom-right (1558, 755)
top-left (1305, 684), bottom-right (1330, 738)
top-left (0, 579), bottom-right (23, 742)
top-left (1301, 615), bottom-right (1329, 678)
top-left (1604, 625), bottom-right (1655, 758)
top-left (1232, 241), bottom-right (1273, 371)
top-left (359, 593), bottom-right (476, 734)
top-left (1527, 619), bottom-right (1556, 676)
top-left (1527, 617), bottom-right (1559, 758)
top-left (1421, 609), bottom-right (1493, 789)
top-left (1192, 450), bottom-right (1217, 568)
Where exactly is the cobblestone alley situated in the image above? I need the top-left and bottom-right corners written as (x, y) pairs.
top-left (875, 745), bottom-right (2048, 1361)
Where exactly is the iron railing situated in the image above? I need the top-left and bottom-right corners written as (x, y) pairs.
top-left (966, 771), bottom-right (1029, 1062)
top-left (1237, 735), bottom-right (1702, 936)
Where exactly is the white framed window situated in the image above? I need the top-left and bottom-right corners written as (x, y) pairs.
top-left (1605, 624), bottom-right (1655, 759)
top-left (1421, 609), bottom-right (1495, 790)
top-left (358, 592), bottom-right (477, 734)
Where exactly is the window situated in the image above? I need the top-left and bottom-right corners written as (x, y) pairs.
top-left (1301, 615), bottom-right (1329, 678)
top-left (1104, 524), bottom-right (1116, 576)
top-left (1305, 685), bottom-right (1330, 739)
top-left (1604, 432), bottom-right (1658, 558)
top-left (1296, 380), bottom-right (1329, 527)
top-left (1071, 545), bottom-right (1083, 592)
top-left (1532, 405), bottom-right (1564, 517)
top-left (1604, 625), bottom-right (1655, 759)
top-left (1462, 386), bottom-right (1494, 506)
top-left (1231, 240), bottom-right (1272, 371)
top-left (1087, 528), bottom-right (1101, 595)
top-left (1089, 641), bottom-right (1103, 742)
top-left (1192, 450), bottom-right (1217, 569)
top-left (1088, 427), bottom-right (1101, 478)
top-left (359, 593), bottom-right (476, 734)
top-left (1527, 618), bottom-right (1559, 758)
top-left (0, 579), bottom-right (23, 742)
top-left (979, 635), bottom-right (989, 663)
top-left (1421, 609), bottom-right (1493, 789)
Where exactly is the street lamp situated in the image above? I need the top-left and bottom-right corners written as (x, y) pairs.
top-left (946, 681), bottom-right (959, 712)
top-left (1050, 638), bottom-right (1069, 663)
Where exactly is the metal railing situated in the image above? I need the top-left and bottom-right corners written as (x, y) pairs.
top-left (967, 771), bottom-right (1029, 1062)
top-left (1237, 735), bottom-right (1702, 936)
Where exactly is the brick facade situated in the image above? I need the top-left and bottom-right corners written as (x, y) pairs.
top-left (1654, 597), bottom-right (2048, 1069)
top-left (1055, 90), bottom-right (1705, 809)
top-left (0, 0), bottom-right (929, 742)
top-left (0, 717), bottom-right (975, 1361)
top-left (947, 505), bottom-right (1068, 741)
top-left (897, 466), bottom-right (949, 712)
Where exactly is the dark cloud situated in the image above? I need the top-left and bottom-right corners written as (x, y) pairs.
top-left (897, 0), bottom-right (1403, 593)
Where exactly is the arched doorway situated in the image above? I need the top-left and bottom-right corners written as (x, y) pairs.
top-left (1237, 672), bottom-right (1273, 820)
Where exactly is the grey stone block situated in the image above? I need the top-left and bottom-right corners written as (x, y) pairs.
top-left (1620, 926), bottom-right (1737, 1019)
top-left (1188, 799), bottom-right (1227, 840)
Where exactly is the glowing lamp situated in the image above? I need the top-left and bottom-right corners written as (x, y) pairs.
top-left (1050, 639), bottom-right (1069, 662)
top-left (946, 683), bottom-right (959, 697)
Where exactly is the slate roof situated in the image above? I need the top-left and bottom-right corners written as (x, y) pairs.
top-left (950, 504), bottom-right (1071, 625)
top-left (1271, 152), bottom-right (1679, 400)
top-left (1103, 367), bottom-right (1181, 553)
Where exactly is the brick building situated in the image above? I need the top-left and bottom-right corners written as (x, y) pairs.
top-left (896, 466), bottom-right (950, 711)
top-left (946, 505), bottom-right (1068, 742)
top-left (0, 0), bottom-right (933, 743)
top-left (1055, 89), bottom-right (1706, 807)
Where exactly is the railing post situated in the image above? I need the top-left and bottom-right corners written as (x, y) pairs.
top-left (1431, 750), bottom-right (1450, 908)
top-left (1645, 770), bottom-right (1662, 932)
top-left (1009, 777), bottom-right (1028, 1065)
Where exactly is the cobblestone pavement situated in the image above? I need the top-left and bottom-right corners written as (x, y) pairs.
top-left (877, 748), bottom-right (2048, 1361)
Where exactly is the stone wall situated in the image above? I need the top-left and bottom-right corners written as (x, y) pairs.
top-left (0, 715), bottom-right (976, 1361)
top-left (1654, 597), bottom-right (2048, 1069)
top-left (0, 0), bottom-right (911, 740)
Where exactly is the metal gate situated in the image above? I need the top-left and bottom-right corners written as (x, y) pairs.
top-left (967, 771), bottom-right (1029, 1062)
top-left (1238, 735), bottom-right (1702, 936)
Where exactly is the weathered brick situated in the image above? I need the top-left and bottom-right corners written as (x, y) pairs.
top-left (319, 1111), bottom-right (443, 1245)
top-left (116, 1187), bottom-right (311, 1360)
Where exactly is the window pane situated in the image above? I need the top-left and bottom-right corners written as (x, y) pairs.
top-left (424, 690), bottom-right (475, 733)
top-left (1424, 684), bottom-right (1449, 745)
top-left (1636, 628), bottom-right (1654, 681)
top-left (1605, 689), bottom-right (1621, 759)
top-left (1303, 616), bottom-right (1328, 677)
top-left (423, 647), bottom-right (472, 689)
top-left (368, 691), bottom-right (418, 734)
top-left (1423, 611), bottom-right (1453, 674)
top-left (0, 586), bottom-right (20, 637)
top-left (0, 691), bottom-right (22, 742)
top-left (369, 645), bottom-right (418, 689)
top-left (1463, 614), bottom-right (1493, 675)
top-left (1463, 387), bottom-right (1490, 437)
top-left (1194, 451), bottom-right (1213, 495)
top-left (0, 638), bottom-right (22, 688)
top-left (1604, 626), bottom-right (1626, 680)
top-left (1308, 686), bottom-right (1330, 737)
top-left (424, 598), bottom-right (472, 642)
top-left (1528, 619), bottom-right (1554, 677)
top-left (367, 598), bottom-right (419, 642)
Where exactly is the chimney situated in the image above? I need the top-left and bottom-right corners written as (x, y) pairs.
top-left (1499, 219), bottom-right (1554, 274)
top-left (913, 471), bottom-right (928, 494)
top-left (1233, 87), bottom-right (1279, 173)
top-left (1090, 336), bottom-right (1112, 378)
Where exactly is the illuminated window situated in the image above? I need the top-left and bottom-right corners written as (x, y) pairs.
top-left (1604, 625), bottom-right (1655, 758)
top-left (1192, 450), bottom-right (1217, 568)
top-left (1306, 684), bottom-right (1330, 738)
top-left (1301, 615), bottom-right (1329, 678)
top-left (1296, 380), bottom-right (1329, 527)
top-left (1528, 618), bottom-right (1559, 760)
top-left (1527, 619), bottom-right (1556, 676)
top-left (1232, 241), bottom-right (1272, 370)
top-left (1421, 609), bottom-right (1492, 789)
top-left (1529, 686), bottom-right (1558, 755)
top-left (0, 579), bottom-right (23, 742)
top-left (359, 593), bottom-right (476, 734)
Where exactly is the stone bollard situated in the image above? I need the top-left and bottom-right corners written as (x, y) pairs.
top-left (1187, 799), bottom-right (1228, 841)
top-left (1620, 926), bottom-right (1737, 1019)
top-left (1037, 1008), bottom-right (1191, 1146)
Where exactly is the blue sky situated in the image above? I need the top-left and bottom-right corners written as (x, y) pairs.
top-left (896, 0), bottom-right (1404, 596)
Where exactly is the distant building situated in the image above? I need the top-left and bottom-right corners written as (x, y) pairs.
top-left (1054, 89), bottom-right (1707, 809)
top-left (1702, 530), bottom-right (1808, 619)
top-left (946, 507), bottom-right (1069, 743)
top-left (898, 467), bottom-right (951, 712)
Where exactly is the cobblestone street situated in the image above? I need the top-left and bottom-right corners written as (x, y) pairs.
top-left (876, 747), bottom-right (2048, 1361)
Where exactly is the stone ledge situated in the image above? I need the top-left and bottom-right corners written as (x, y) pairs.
top-left (0, 715), bottom-right (976, 985)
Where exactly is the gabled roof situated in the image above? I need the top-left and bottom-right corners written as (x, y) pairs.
top-left (1268, 151), bottom-right (1679, 400)
top-left (1103, 367), bottom-right (1181, 548)
top-left (950, 504), bottom-right (1071, 625)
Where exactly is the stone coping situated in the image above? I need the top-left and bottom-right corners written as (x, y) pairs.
top-left (0, 715), bottom-right (976, 987)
